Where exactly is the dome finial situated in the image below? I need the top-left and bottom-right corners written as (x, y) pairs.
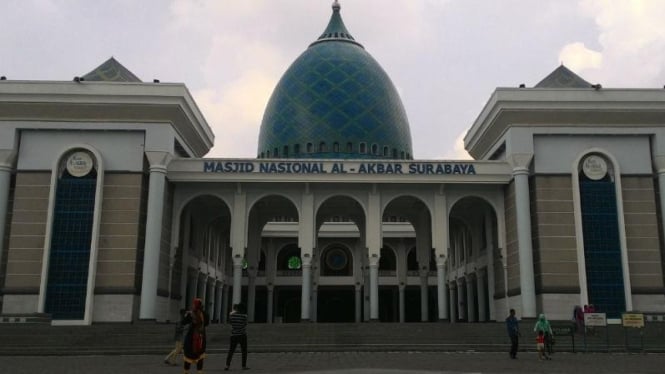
top-left (333, 0), bottom-right (340, 11)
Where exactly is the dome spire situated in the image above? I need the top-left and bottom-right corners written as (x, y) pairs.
top-left (310, 0), bottom-right (363, 47)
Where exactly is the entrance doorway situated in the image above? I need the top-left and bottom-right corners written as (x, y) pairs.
top-left (317, 286), bottom-right (354, 322)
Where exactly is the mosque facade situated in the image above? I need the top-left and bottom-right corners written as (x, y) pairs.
top-left (0, 2), bottom-right (664, 325)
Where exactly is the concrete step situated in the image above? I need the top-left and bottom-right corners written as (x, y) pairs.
top-left (0, 322), bottom-right (663, 355)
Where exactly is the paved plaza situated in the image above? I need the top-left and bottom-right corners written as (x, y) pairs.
top-left (0, 351), bottom-right (663, 374)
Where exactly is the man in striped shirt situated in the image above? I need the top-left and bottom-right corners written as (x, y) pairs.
top-left (225, 303), bottom-right (249, 370)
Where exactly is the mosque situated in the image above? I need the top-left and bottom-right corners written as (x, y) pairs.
top-left (0, 2), bottom-right (664, 325)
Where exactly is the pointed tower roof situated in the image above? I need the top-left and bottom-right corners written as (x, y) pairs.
top-left (311, 0), bottom-right (362, 47)
top-left (81, 57), bottom-right (142, 82)
top-left (535, 64), bottom-right (591, 88)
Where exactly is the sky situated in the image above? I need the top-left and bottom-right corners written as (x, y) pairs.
top-left (2, 0), bottom-right (665, 160)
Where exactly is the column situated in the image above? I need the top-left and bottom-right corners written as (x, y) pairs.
top-left (369, 255), bottom-right (379, 321)
top-left (466, 275), bottom-right (476, 322)
top-left (419, 272), bottom-right (428, 322)
top-left (457, 280), bottom-right (466, 321)
top-left (436, 263), bottom-right (447, 320)
top-left (139, 151), bottom-right (172, 320)
top-left (477, 269), bottom-right (487, 322)
top-left (0, 151), bottom-right (15, 284)
top-left (301, 255), bottom-right (312, 321)
top-left (214, 281), bottom-right (223, 323)
top-left (206, 278), bottom-right (214, 317)
top-left (232, 256), bottom-right (243, 305)
top-left (311, 284), bottom-right (318, 322)
top-left (247, 269), bottom-right (256, 322)
top-left (511, 160), bottom-right (536, 318)
top-left (298, 189), bottom-right (315, 322)
top-left (433, 190), bottom-right (449, 321)
top-left (267, 284), bottom-right (274, 324)
top-left (448, 282), bottom-right (457, 323)
top-left (367, 188), bottom-right (381, 321)
top-left (222, 285), bottom-right (230, 324)
top-left (399, 284), bottom-right (406, 323)
top-left (355, 283), bottom-right (362, 323)
top-left (230, 188), bottom-right (247, 305)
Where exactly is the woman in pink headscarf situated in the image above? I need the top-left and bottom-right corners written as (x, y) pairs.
top-left (182, 298), bottom-right (208, 373)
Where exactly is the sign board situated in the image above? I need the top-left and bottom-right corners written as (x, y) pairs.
top-left (584, 312), bottom-right (607, 327)
top-left (551, 324), bottom-right (574, 336)
top-left (622, 313), bottom-right (645, 328)
top-left (66, 151), bottom-right (94, 177)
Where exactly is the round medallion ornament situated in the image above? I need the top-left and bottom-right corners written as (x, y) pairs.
top-left (582, 155), bottom-right (608, 180)
top-left (66, 151), bottom-right (94, 177)
top-left (287, 256), bottom-right (302, 270)
top-left (325, 248), bottom-right (348, 271)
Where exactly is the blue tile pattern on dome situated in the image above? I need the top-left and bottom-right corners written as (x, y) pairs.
top-left (257, 2), bottom-right (412, 160)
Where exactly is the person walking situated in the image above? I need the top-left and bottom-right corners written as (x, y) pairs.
top-left (164, 308), bottom-right (187, 366)
top-left (183, 298), bottom-right (207, 374)
top-left (225, 303), bottom-right (249, 371)
top-left (533, 313), bottom-right (554, 356)
top-left (505, 308), bottom-right (520, 359)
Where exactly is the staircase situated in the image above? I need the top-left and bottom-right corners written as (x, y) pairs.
top-left (0, 322), bottom-right (662, 356)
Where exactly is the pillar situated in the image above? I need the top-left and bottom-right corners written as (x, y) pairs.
top-left (448, 282), bottom-right (457, 323)
top-left (301, 256), bottom-right (312, 321)
top-left (511, 158), bottom-right (536, 318)
top-left (436, 263), bottom-right (447, 320)
top-left (367, 188), bottom-right (381, 321)
top-left (477, 269), bottom-right (487, 322)
top-left (214, 281), bottom-right (223, 323)
top-left (399, 284), bottom-right (406, 323)
top-left (187, 271), bottom-right (197, 308)
top-left (355, 283), bottom-right (362, 323)
top-left (0, 151), bottom-right (15, 284)
top-left (139, 151), bottom-right (171, 319)
top-left (457, 279), bottom-right (466, 321)
top-left (420, 273), bottom-right (428, 322)
top-left (232, 256), bottom-right (243, 305)
top-left (247, 269), bottom-right (256, 322)
top-left (311, 284), bottom-right (318, 322)
top-left (466, 275), bottom-right (476, 322)
top-left (267, 284), bottom-right (274, 324)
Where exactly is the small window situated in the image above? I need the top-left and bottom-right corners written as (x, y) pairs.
top-left (346, 142), bottom-right (353, 152)
top-left (333, 142), bottom-right (339, 152)
top-left (406, 153), bottom-right (411, 159)
top-left (283, 146), bottom-right (289, 158)
top-left (383, 146), bottom-right (389, 157)
top-left (274, 148), bottom-right (279, 157)
top-left (400, 151), bottom-right (405, 159)
top-left (392, 149), bottom-right (397, 159)
top-left (294, 144), bottom-right (300, 155)
top-left (266, 150), bottom-right (271, 158)
top-left (360, 142), bottom-right (366, 153)
top-left (260, 152), bottom-right (264, 158)
top-left (319, 142), bottom-right (327, 152)
top-left (307, 143), bottom-right (313, 153)
top-left (371, 144), bottom-right (378, 155)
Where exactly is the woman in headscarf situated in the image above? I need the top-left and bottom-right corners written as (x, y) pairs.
top-left (183, 298), bottom-right (207, 374)
top-left (533, 313), bottom-right (554, 356)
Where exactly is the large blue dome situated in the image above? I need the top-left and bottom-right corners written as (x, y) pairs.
top-left (257, 2), bottom-right (413, 160)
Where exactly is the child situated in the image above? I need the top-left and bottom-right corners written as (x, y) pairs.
top-left (536, 330), bottom-right (550, 360)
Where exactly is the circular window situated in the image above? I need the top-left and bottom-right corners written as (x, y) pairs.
top-left (287, 256), bottom-right (302, 270)
top-left (325, 248), bottom-right (348, 271)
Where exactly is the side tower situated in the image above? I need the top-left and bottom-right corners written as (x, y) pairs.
top-left (465, 65), bottom-right (665, 319)
top-left (0, 58), bottom-right (213, 324)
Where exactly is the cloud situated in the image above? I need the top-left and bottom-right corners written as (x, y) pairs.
top-left (436, 130), bottom-right (471, 160)
top-left (559, 42), bottom-right (602, 72)
top-left (194, 68), bottom-right (277, 158)
top-left (560, 0), bottom-right (665, 86)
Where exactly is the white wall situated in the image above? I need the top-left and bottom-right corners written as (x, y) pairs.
top-left (17, 130), bottom-right (145, 171)
top-left (534, 135), bottom-right (652, 174)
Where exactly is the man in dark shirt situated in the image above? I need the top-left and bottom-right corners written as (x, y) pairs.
top-left (505, 308), bottom-right (520, 359)
top-left (225, 303), bottom-right (249, 370)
